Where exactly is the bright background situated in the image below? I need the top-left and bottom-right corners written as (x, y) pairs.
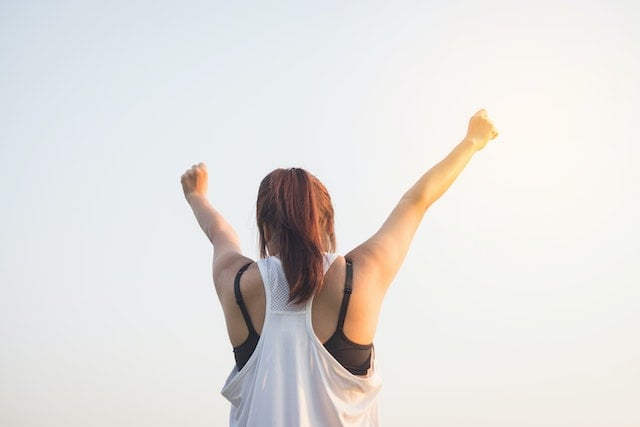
top-left (1, 1), bottom-right (639, 426)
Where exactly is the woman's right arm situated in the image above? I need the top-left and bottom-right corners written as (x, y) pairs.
top-left (346, 109), bottom-right (499, 294)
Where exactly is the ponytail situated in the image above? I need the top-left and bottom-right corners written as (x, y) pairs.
top-left (257, 168), bottom-right (336, 304)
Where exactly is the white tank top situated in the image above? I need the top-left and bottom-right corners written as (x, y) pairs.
top-left (221, 254), bottom-right (382, 426)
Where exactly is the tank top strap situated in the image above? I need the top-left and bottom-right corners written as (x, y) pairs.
top-left (323, 252), bottom-right (339, 274)
top-left (335, 258), bottom-right (353, 329)
top-left (234, 262), bottom-right (257, 335)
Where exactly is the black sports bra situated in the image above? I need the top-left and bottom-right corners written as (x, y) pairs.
top-left (232, 258), bottom-right (373, 376)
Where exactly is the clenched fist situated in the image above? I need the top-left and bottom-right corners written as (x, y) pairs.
top-left (181, 162), bottom-right (208, 201)
top-left (464, 109), bottom-right (499, 151)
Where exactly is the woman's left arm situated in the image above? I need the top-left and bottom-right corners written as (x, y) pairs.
top-left (181, 163), bottom-right (250, 294)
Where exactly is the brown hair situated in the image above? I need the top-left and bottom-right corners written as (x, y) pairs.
top-left (256, 168), bottom-right (336, 304)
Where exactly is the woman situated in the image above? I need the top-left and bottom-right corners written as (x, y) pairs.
top-left (181, 109), bottom-right (499, 426)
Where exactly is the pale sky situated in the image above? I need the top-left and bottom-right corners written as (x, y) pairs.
top-left (1, 1), bottom-right (639, 426)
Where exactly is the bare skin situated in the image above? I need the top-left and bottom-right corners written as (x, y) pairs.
top-left (181, 109), bottom-right (499, 351)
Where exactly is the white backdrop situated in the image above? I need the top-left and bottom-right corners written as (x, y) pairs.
top-left (1, 1), bottom-right (639, 425)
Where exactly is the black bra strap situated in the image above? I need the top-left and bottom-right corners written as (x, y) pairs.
top-left (234, 262), bottom-right (256, 334)
top-left (335, 258), bottom-right (353, 330)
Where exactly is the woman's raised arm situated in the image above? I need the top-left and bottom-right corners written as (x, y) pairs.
top-left (347, 109), bottom-right (499, 294)
top-left (181, 163), bottom-right (251, 296)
